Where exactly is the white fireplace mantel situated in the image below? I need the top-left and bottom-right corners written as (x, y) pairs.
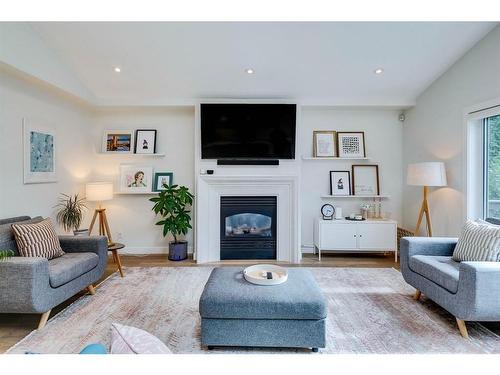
top-left (195, 175), bottom-right (301, 263)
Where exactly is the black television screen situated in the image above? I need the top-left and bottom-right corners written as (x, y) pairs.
top-left (200, 104), bottom-right (296, 159)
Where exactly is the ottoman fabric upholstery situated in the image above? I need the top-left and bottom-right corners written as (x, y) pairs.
top-left (199, 267), bottom-right (327, 350)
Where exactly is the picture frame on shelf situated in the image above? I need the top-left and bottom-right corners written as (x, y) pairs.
top-left (352, 164), bottom-right (380, 196)
top-left (337, 131), bottom-right (366, 158)
top-left (313, 130), bottom-right (336, 157)
top-left (103, 130), bottom-right (133, 153)
top-left (23, 118), bottom-right (57, 184)
top-left (119, 165), bottom-right (153, 193)
top-left (329, 170), bottom-right (351, 196)
top-left (134, 129), bottom-right (157, 154)
top-left (153, 172), bottom-right (174, 192)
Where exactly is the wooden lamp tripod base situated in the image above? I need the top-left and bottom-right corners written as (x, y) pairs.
top-left (89, 207), bottom-right (114, 246)
top-left (415, 186), bottom-right (433, 237)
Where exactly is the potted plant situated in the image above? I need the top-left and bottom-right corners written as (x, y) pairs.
top-left (150, 184), bottom-right (194, 261)
top-left (55, 193), bottom-right (88, 235)
top-left (0, 249), bottom-right (14, 261)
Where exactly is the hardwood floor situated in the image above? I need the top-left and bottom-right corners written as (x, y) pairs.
top-left (1, 252), bottom-right (498, 353)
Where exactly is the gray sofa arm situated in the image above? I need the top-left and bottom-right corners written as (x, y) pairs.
top-left (401, 237), bottom-right (458, 258)
top-left (0, 257), bottom-right (50, 313)
top-left (58, 235), bottom-right (108, 256)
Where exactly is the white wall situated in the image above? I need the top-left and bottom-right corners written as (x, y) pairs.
top-left (402, 25), bottom-right (500, 236)
top-left (300, 107), bottom-right (403, 249)
top-left (0, 66), bottom-right (92, 222)
top-left (85, 107), bottom-right (195, 253)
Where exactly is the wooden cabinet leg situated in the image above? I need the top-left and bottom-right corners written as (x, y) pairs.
top-left (414, 289), bottom-right (421, 301)
top-left (456, 318), bottom-right (469, 338)
top-left (87, 284), bottom-right (96, 295)
top-left (38, 310), bottom-right (51, 330)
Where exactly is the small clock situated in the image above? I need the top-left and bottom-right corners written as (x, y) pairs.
top-left (321, 204), bottom-right (335, 220)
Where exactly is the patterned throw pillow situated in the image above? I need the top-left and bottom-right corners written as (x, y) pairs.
top-left (110, 323), bottom-right (172, 354)
top-left (452, 220), bottom-right (500, 262)
top-left (12, 218), bottom-right (64, 260)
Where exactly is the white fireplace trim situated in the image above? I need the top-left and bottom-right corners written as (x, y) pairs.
top-left (195, 175), bottom-right (301, 263)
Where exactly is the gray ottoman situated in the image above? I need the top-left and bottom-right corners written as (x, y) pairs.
top-left (199, 267), bottom-right (327, 351)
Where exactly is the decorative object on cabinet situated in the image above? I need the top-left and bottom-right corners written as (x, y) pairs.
top-left (153, 172), bottom-right (174, 192)
top-left (337, 131), bottom-right (366, 158)
top-left (86, 182), bottom-right (115, 245)
top-left (23, 118), bottom-right (57, 184)
top-left (134, 129), bottom-right (157, 154)
top-left (119, 165), bottom-right (153, 194)
top-left (329, 170), bottom-right (351, 196)
top-left (313, 218), bottom-right (397, 261)
top-left (103, 130), bottom-right (133, 153)
top-left (313, 130), bottom-right (336, 157)
top-left (321, 204), bottom-right (335, 220)
top-left (352, 164), bottom-right (380, 196)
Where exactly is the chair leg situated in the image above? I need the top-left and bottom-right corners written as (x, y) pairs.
top-left (456, 318), bottom-right (469, 338)
top-left (413, 289), bottom-right (422, 301)
top-left (38, 310), bottom-right (51, 330)
top-left (87, 284), bottom-right (96, 295)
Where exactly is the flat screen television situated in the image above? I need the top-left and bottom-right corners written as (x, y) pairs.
top-left (200, 103), bottom-right (296, 159)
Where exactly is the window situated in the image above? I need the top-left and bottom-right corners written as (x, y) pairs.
top-left (484, 114), bottom-right (500, 221)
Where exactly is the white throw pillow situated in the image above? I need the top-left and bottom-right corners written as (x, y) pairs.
top-left (453, 220), bottom-right (500, 262)
top-left (110, 323), bottom-right (172, 354)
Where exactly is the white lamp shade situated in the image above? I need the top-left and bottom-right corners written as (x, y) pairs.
top-left (407, 162), bottom-right (447, 187)
top-left (85, 182), bottom-right (114, 201)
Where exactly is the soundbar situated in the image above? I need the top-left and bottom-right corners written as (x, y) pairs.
top-left (217, 159), bottom-right (280, 166)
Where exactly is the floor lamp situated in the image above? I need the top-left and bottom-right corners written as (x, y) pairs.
top-left (407, 162), bottom-right (447, 237)
top-left (86, 182), bottom-right (114, 246)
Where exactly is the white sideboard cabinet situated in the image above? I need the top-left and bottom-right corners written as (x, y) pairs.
top-left (313, 218), bottom-right (397, 262)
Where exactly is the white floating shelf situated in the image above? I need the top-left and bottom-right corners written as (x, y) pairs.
top-left (301, 156), bottom-right (371, 161)
top-left (99, 153), bottom-right (165, 157)
top-left (114, 192), bottom-right (158, 195)
top-left (321, 195), bottom-right (390, 199)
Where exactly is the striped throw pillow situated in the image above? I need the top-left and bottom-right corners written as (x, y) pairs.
top-left (452, 220), bottom-right (500, 262)
top-left (12, 218), bottom-right (65, 260)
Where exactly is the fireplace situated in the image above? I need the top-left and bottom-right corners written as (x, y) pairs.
top-left (220, 196), bottom-right (277, 260)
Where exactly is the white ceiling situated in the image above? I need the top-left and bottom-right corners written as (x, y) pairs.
top-left (29, 22), bottom-right (497, 106)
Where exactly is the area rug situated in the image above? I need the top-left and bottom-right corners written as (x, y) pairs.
top-left (6, 267), bottom-right (500, 354)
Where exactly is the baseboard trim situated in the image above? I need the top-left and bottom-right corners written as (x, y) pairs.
top-left (120, 246), bottom-right (194, 255)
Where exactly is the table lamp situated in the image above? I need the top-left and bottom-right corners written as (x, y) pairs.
top-left (86, 182), bottom-right (114, 245)
top-left (407, 162), bottom-right (447, 237)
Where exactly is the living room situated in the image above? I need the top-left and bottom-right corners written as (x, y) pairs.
top-left (1, 1), bottom-right (500, 373)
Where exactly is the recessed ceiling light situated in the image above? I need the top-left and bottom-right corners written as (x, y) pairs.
top-left (374, 68), bottom-right (384, 75)
top-left (245, 68), bottom-right (255, 74)
top-left (114, 67), bottom-right (121, 73)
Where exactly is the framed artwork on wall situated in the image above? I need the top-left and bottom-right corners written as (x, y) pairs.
top-left (352, 164), bottom-right (380, 196)
top-left (23, 118), bottom-right (57, 184)
top-left (337, 131), bottom-right (366, 158)
top-left (119, 165), bottom-right (153, 193)
top-left (153, 172), bottom-right (174, 192)
top-left (134, 129), bottom-right (157, 154)
top-left (103, 130), bottom-right (133, 153)
top-left (329, 170), bottom-right (351, 196)
top-left (313, 130), bottom-right (336, 157)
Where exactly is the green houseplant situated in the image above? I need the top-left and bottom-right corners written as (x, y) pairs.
top-left (150, 184), bottom-right (194, 261)
top-left (0, 249), bottom-right (14, 261)
top-left (55, 193), bottom-right (87, 234)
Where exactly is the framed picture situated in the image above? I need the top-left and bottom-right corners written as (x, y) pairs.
top-left (153, 172), bottom-right (173, 192)
top-left (330, 171), bottom-right (351, 196)
top-left (119, 165), bottom-right (153, 193)
top-left (134, 129), bottom-right (157, 154)
top-left (352, 164), bottom-right (380, 196)
top-left (103, 130), bottom-right (133, 153)
top-left (337, 131), bottom-right (366, 158)
top-left (23, 118), bottom-right (57, 184)
top-left (313, 131), bottom-right (336, 157)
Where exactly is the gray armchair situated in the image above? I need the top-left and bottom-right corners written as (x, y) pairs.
top-left (0, 216), bottom-right (108, 329)
top-left (400, 237), bottom-right (500, 338)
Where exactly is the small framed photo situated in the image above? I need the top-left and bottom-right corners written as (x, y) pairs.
top-left (352, 164), bottom-right (380, 196)
top-left (337, 131), bottom-right (366, 158)
top-left (330, 171), bottom-right (351, 196)
top-left (153, 172), bottom-right (174, 192)
top-left (119, 165), bottom-right (153, 193)
top-left (134, 129), bottom-right (157, 154)
top-left (103, 130), bottom-right (133, 153)
top-left (313, 131), bottom-right (337, 157)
